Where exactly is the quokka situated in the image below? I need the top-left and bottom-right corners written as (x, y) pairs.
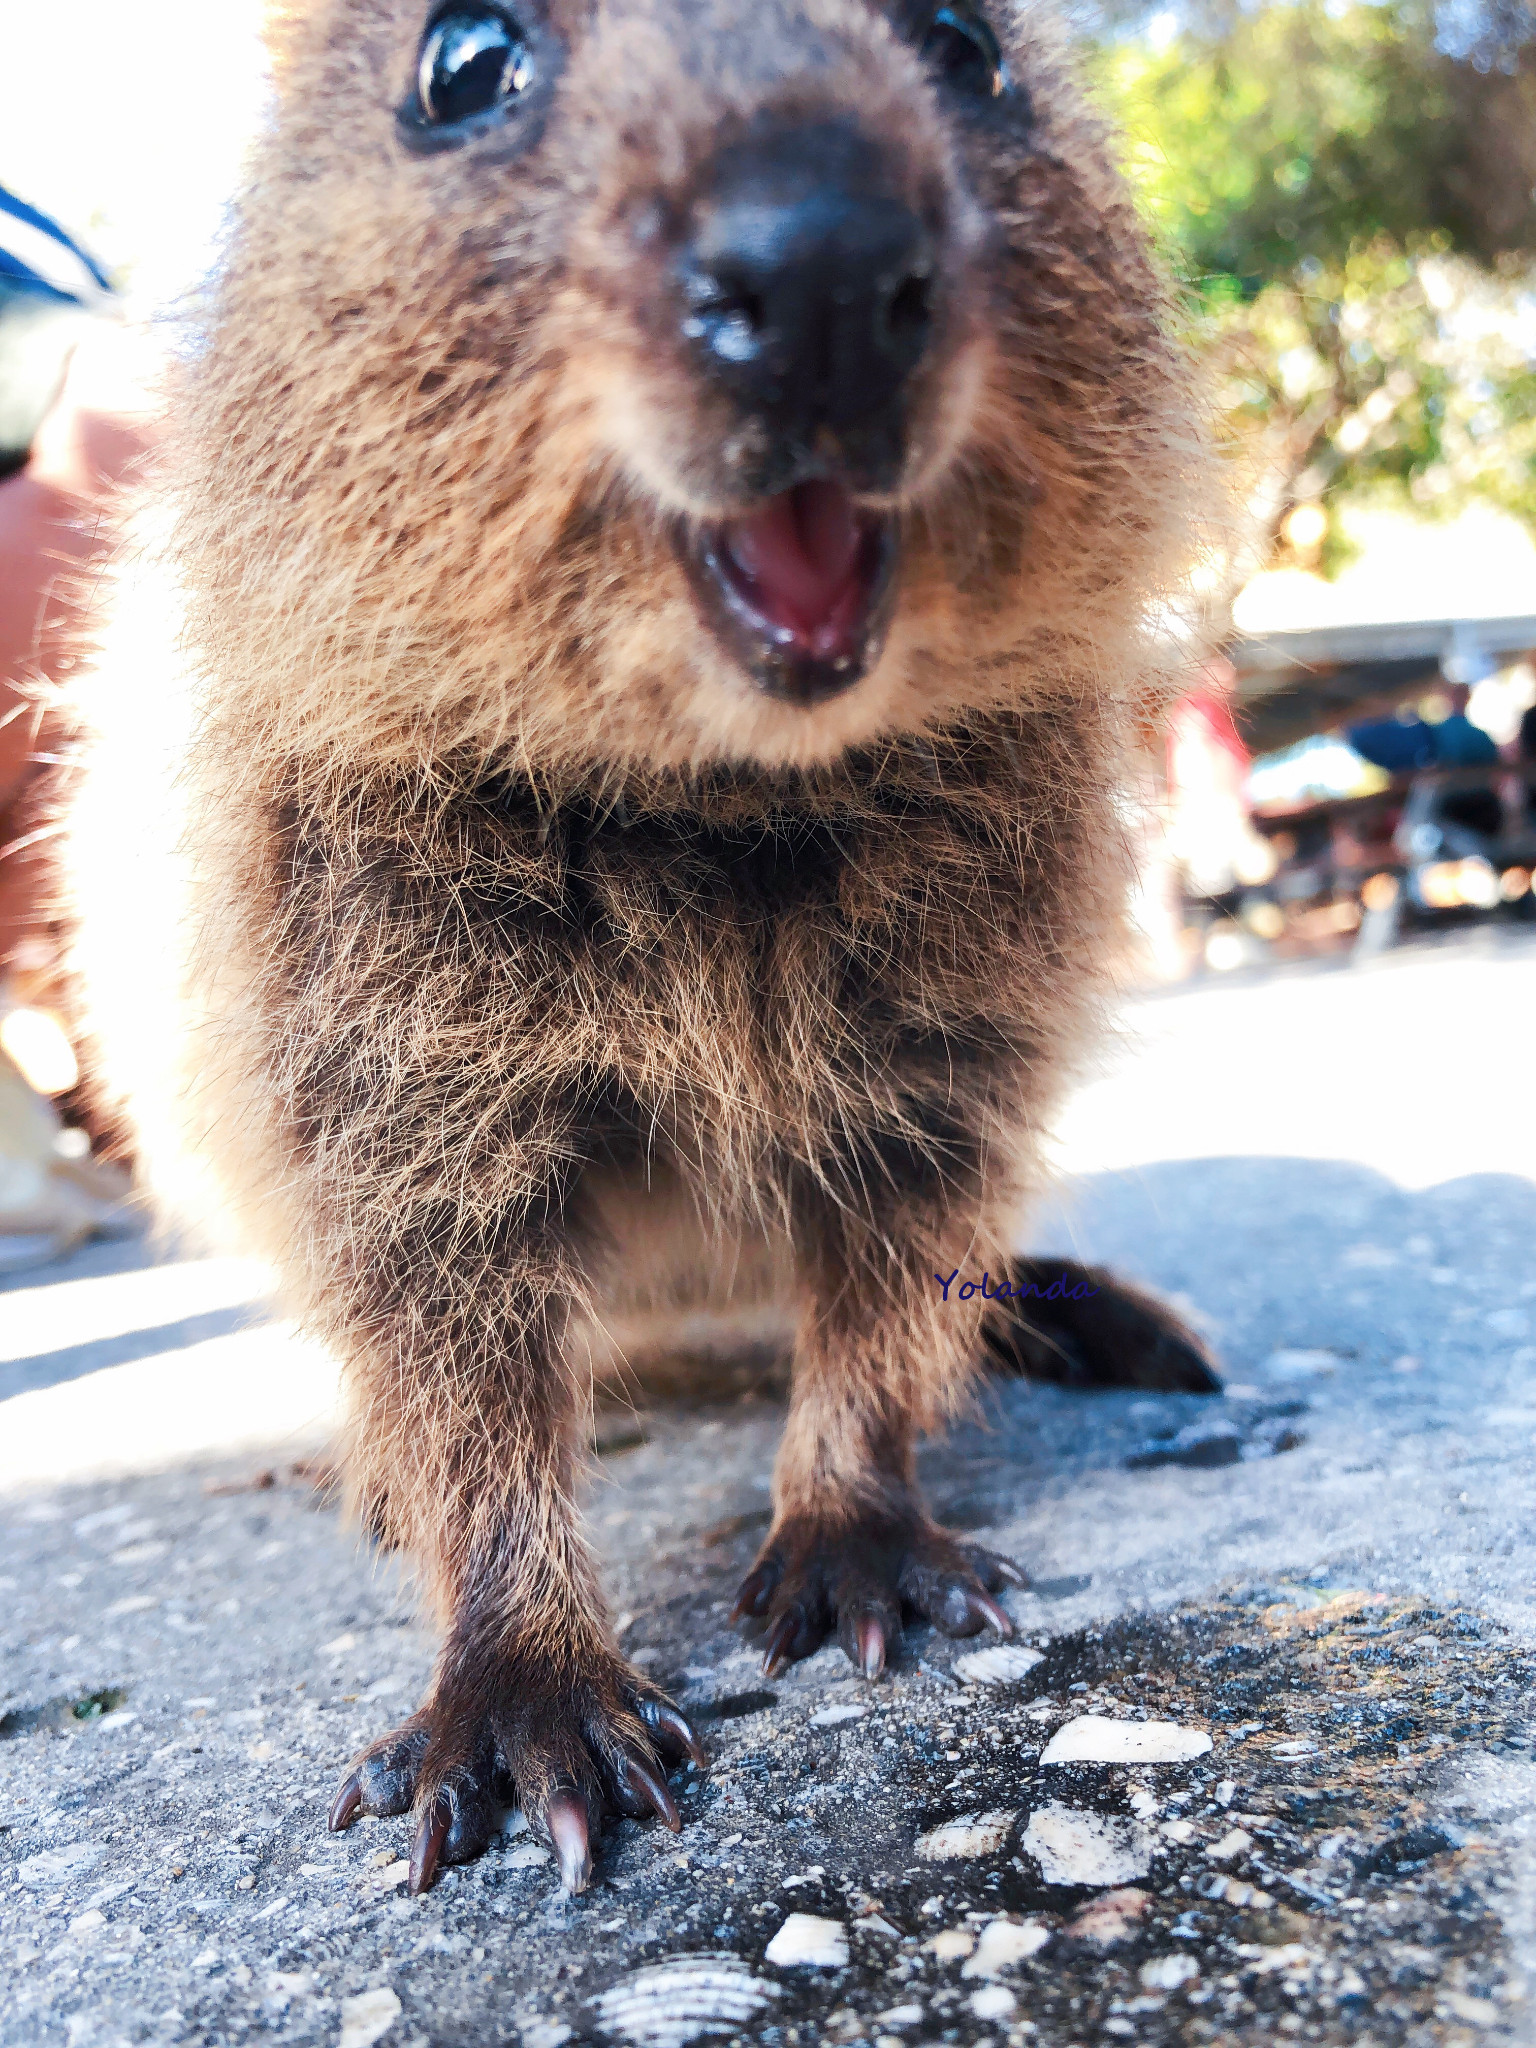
top-left (63, 0), bottom-right (1220, 1895)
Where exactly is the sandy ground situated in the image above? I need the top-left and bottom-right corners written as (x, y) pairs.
top-left (3, 923), bottom-right (1536, 2048)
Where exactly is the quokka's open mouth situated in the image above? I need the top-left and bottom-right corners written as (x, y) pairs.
top-left (677, 478), bottom-right (899, 705)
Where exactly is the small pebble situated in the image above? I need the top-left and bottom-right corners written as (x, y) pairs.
top-left (1041, 1716), bottom-right (1212, 1766)
top-left (1023, 1805), bottom-right (1153, 1887)
top-left (522, 2026), bottom-right (572, 2048)
top-left (764, 1912), bottom-right (848, 1969)
top-left (1203, 1875), bottom-right (1274, 1909)
top-left (1207, 1829), bottom-right (1253, 1862)
top-left (1064, 1887), bottom-right (1151, 1948)
top-left (923, 1928), bottom-right (975, 1959)
top-left (960, 1917), bottom-right (1051, 1977)
top-left (1246, 1943), bottom-right (1317, 1975)
top-left (1262, 1349), bottom-right (1338, 1380)
top-left (1141, 1954), bottom-right (1200, 1992)
top-left (339, 1986), bottom-right (402, 2048)
top-left (915, 1811), bottom-right (1016, 1862)
top-left (809, 1703), bottom-right (866, 1728)
top-left (968, 1985), bottom-right (1017, 2020)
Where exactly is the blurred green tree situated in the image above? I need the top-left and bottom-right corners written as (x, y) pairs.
top-left (1088, 0), bottom-right (1536, 583)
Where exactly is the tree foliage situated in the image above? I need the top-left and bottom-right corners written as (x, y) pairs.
top-left (1087, 0), bottom-right (1536, 583)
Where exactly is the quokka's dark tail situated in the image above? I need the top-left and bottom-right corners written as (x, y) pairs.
top-left (981, 1258), bottom-right (1223, 1394)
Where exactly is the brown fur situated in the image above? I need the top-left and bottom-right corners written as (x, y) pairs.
top-left (67, 0), bottom-right (1214, 1886)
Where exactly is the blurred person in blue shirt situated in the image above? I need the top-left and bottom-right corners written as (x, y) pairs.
top-left (1348, 684), bottom-right (1498, 774)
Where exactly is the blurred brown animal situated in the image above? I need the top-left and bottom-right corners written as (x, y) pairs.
top-left (68, 0), bottom-right (1219, 1895)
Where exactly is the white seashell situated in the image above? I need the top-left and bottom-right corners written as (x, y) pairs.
top-left (952, 1644), bottom-right (1045, 1687)
top-left (1023, 1804), bottom-right (1154, 1887)
top-left (591, 1954), bottom-right (780, 2046)
top-left (960, 1918), bottom-right (1052, 1977)
top-left (915, 1809), bottom-right (1016, 1861)
top-left (763, 1913), bottom-right (848, 1969)
top-left (923, 1928), bottom-right (975, 1959)
top-left (969, 1985), bottom-right (1018, 2020)
top-left (1041, 1716), bottom-right (1212, 1766)
top-left (809, 1703), bottom-right (866, 1727)
top-left (1141, 1954), bottom-right (1200, 1991)
top-left (338, 1987), bottom-right (402, 2048)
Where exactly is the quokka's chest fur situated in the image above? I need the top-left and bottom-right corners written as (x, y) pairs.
top-left (259, 701), bottom-right (1126, 1211)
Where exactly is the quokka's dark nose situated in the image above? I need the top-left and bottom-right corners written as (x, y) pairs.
top-left (677, 121), bottom-right (937, 483)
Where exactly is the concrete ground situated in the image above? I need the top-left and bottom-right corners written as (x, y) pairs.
top-left (3, 923), bottom-right (1536, 2048)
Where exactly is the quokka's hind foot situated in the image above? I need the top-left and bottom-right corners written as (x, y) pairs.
top-left (327, 1644), bottom-right (705, 1895)
top-left (733, 1505), bottom-right (1026, 1682)
top-left (983, 1258), bottom-right (1222, 1394)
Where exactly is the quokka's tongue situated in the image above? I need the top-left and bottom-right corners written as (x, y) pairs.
top-left (721, 478), bottom-right (866, 646)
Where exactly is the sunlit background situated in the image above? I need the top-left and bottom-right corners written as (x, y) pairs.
top-left (0, 0), bottom-right (271, 325)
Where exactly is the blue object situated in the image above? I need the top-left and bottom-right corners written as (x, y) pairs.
top-left (0, 185), bottom-right (114, 474)
top-left (1347, 713), bottom-right (1499, 773)
top-left (1346, 718), bottom-right (1439, 773)
top-left (1431, 713), bottom-right (1499, 768)
top-left (0, 185), bottom-right (113, 305)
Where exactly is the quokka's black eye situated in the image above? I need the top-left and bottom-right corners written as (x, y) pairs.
top-left (417, 6), bottom-right (534, 126)
top-left (920, 3), bottom-right (1007, 97)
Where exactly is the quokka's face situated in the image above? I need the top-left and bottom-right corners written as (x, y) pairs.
top-left (202, 0), bottom-right (1193, 770)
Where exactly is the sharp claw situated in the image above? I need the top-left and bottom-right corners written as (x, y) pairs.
top-left (639, 1697), bottom-right (708, 1769)
top-left (619, 1752), bottom-right (682, 1832)
top-left (855, 1613), bottom-right (887, 1681)
top-left (328, 1774), bottom-right (363, 1833)
top-left (408, 1793), bottom-right (451, 1895)
top-left (971, 1588), bottom-right (1015, 1637)
top-left (731, 1563), bottom-right (776, 1623)
top-left (761, 1609), bottom-right (800, 1679)
top-left (983, 1552), bottom-right (1029, 1590)
top-left (545, 1788), bottom-right (592, 1894)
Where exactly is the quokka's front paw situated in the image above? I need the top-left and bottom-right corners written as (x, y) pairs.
top-left (327, 1643), bottom-right (706, 1895)
top-left (732, 1509), bottom-right (1024, 1682)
